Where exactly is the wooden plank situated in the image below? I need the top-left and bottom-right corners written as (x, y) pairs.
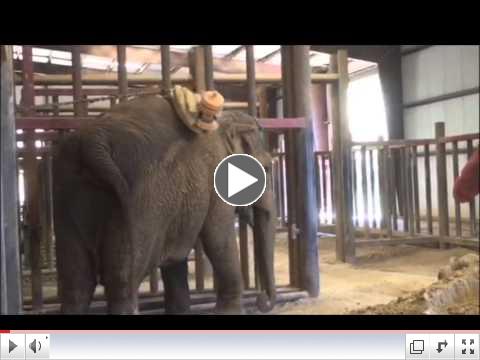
top-left (381, 146), bottom-right (393, 237)
top-left (16, 73), bottom-right (340, 86)
top-left (406, 147), bottom-right (415, 237)
top-left (424, 144), bottom-right (433, 234)
top-left (160, 45), bottom-right (172, 91)
top-left (435, 122), bottom-right (449, 247)
top-left (438, 132), bottom-right (479, 144)
top-left (466, 140), bottom-right (478, 237)
top-left (369, 149), bottom-right (377, 229)
top-left (356, 236), bottom-right (438, 247)
top-left (117, 45), bottom-right (128, 102)
top-left (399, 148), bottom-right (408, 233)
top-left (411, 146), bottom-right (421, 233)
top-left (445, 238), bottom-right (479, 249)
top-left (314, 154), bottom-right (321, 222)
top-left (17, 117), bottom-right (93, 129)
top-left (328, 153), bottom-right (336, 224)
top-left (351, 150), bottom-right (358, 227)
top-left (390, 148), bottom-right (399, 231)
top-left (361, 146), bottom-right (370, 238)
top-left (452, 141), bottom-right (462, 237)
top-left (321, 154), bottom-right (328, 220)
top-left (278, 154), bottom-right (286, 227)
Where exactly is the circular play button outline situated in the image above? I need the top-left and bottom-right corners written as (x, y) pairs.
top-left (214, 154), bottom-right (267, 207)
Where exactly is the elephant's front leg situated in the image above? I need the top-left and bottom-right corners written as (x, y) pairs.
top-left (201, 209), bottom-right (243, 314)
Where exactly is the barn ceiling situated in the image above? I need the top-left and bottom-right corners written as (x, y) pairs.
top-left (13, 45), bottom-right (377, 77)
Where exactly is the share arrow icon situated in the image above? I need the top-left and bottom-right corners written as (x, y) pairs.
top-left (436, 340), bottom-right (448, 353)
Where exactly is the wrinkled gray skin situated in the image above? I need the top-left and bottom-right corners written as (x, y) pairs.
top-left (52, 95), bottom-right (276, 314)
top-left (160, 207), bottom-right (254, 314)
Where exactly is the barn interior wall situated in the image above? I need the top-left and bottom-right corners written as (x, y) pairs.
top-left (402, 45), bottom-right (479, 138)
top-left (401, 45), bottom-right (480, 219)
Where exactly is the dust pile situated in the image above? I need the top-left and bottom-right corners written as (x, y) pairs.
top-left (350, 253), bottom-right (479, 315)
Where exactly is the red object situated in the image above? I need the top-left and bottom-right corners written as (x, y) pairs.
top-left (453, 149), bottom-right (480, 203)
top-left (258, 117), bottom-right (306, 129)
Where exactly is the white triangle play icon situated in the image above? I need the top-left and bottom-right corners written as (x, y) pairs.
top-left (228, 162), bottom-right (258, 198)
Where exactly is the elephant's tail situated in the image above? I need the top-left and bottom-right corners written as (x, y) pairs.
top-left (81, 134), bottom-right (137, 312)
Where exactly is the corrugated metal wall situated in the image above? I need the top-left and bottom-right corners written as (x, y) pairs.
top-left (401, 45), bottom-right (479, 219)
top-left (402, 45), bottom-right (479, 138)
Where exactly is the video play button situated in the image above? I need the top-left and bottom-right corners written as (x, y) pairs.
top-left (214, 154), bottom-right (266, 206)
top-left (9, 340), bottom-right (17, 353)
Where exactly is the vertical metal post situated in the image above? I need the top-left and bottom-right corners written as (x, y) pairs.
top-left (203, 45), bottom-right (214, 90)
top-left (1, 45), bottom-right (23, 314)
top-left (435, 122), bottom-right (449, 247)
top-left (246, 46), bottom-right (257, 117)
top-left (281, 46), bottom-right (299, 287)
top-left (290, 45), bottom-right (319, 297)
top-left (189, 47), bottom-right (206, 93)
top-left (160, 45), bottom-right (172, 91)
top-left (22, 45), bottom-right (43, 311)
top-left (71, 46), bottom-right (84, 116)
top-left (245, 45), bottom-right (258, 289)
top-left (330, 50), bottom-right (355, 262)
top-left (188, 46), bottom-right (206, 291)
top-left (117, 45), bottom-right (128, 102)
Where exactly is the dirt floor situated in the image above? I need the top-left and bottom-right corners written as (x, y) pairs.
top-left (23, 230), bottom-right (479, 315)
top-left (269, 233), bottom-right (479, 315)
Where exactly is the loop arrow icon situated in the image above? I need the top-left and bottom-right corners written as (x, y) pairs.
top-left (436, 340), bottom-right (448, 353)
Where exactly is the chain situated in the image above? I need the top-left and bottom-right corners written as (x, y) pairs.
top-left (18, 88), bottom-right (168, 113)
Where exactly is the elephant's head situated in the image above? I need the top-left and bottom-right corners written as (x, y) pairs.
top-left (218, 111), bottom-right (272, 168)
top-left (217, 111), bottom-right (277, 312)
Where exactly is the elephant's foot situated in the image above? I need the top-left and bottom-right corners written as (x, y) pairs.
top-left (164, 306), bottom-right (191, 315)
top-left (61, 303), bottom-right (90, 314)
top-left (108, 300), bottom-right (138, 314)
top-left (214, 297), bottom-right (244, 315)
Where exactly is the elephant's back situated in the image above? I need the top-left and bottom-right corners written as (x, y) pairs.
top-left (104, 95), bottom-right (191, 140)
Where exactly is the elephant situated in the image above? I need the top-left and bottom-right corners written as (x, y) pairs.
top-left (159, 206), bottom-right (255, 314)
top-left (52, 95), bottom-right (276, 314)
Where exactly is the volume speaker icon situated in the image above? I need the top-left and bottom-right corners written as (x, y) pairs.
top-left (29, 339), bottom-right (42, 354)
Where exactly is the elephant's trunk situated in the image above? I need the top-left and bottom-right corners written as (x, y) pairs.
top-left (253, 189), bottom-right (276, 312)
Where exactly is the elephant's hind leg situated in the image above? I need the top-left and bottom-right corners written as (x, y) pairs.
top-left (55, 212), bottom-right (97, 314)
top-left (201, 214), bottom-right (244, 314)
top-left (161, 259), bottom-right (191, 314)
top-left (102, 211), bottom-right (139, 314)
